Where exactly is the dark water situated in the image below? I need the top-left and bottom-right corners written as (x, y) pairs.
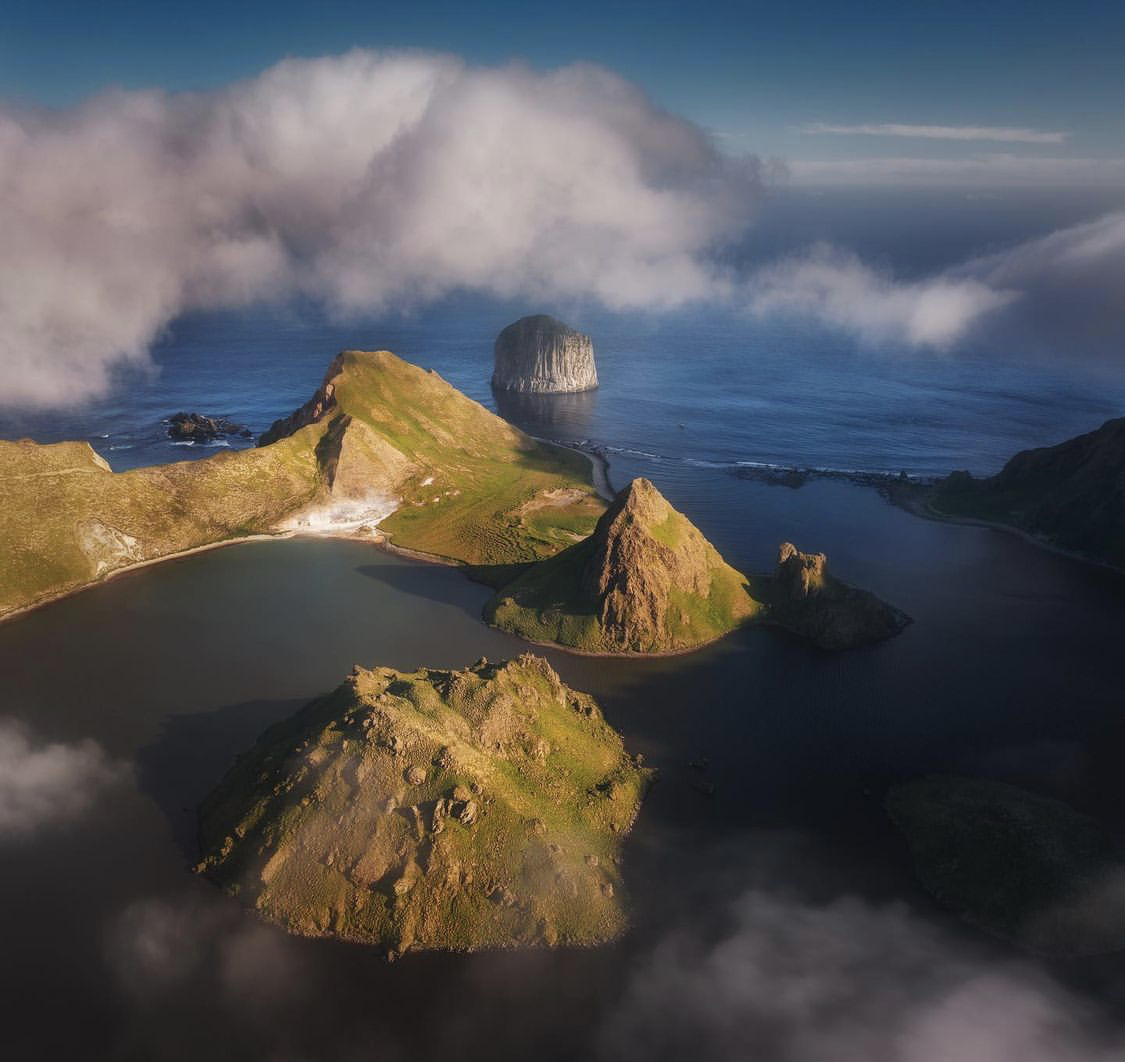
top-left (3, 465), bottom-right (1125, 1060)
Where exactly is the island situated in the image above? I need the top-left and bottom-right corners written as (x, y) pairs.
top-left (887, 775), bottom-right (1125, 957)
top-left (486, 478), bottom-right (909, 654)
top-left (925, 416), bottom-right (1125, 570)
top-left (491, 314), bottom-right (599, 394)
top-left (486, 477), bottom-right (757, 653)
top-left (196, 653), bottom-right (650, 955)
top-left (0, 349), bottom-right (605, 619)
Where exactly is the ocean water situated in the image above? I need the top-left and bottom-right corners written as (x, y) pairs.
top-left (3, 188), bottom-right (1125, 1060)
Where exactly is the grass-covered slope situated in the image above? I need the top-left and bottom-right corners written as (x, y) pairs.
top-left (486, 477), bottom-right (759, 654)
top-left (322, 351), bottom-right (605, 567)
top-left (0, 349), bottom-right (605, 618)
top-left (927, 417), bottom-right (1125, 569)
top-left (887, 775), bottom-right (1125, 957)
top-left (0, 431), bottom-right (325, 617)
top-left (196, 654), bottom-right (650, 955)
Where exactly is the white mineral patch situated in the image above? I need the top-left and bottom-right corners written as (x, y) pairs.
top-left (79, 520), bottom-right (142, 575)
top-left (280, 494), bottom-right (400, 534)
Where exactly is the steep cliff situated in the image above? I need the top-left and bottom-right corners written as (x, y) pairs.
top-left (492, 315), bottom-right (599, 394)
top-left (196, 654), bottom-right (649, 954)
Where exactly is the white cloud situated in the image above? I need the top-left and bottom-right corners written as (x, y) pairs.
top-left (746, 244), bottom-right (1017, 349)
top-left (107, 893), bottom-right (302, 1008)
top-left (0, 50), bottom-right (759, 409)
top-left (789, 154), bottom-right (1125, 187)
top-left (600, 890), bottom-right (1125, 1062)
top-left (745, 211), bottom-right (1125, 352)
top-left (0, 719), bottom-right (121, 837)
top-left (803, 123), bottom-right (1067, 144)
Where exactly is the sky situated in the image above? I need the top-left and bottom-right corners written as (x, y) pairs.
top-left (3, 0), bottom-right (1124, 183)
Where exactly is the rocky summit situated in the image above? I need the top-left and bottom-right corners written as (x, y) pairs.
top-left (196, 654), bottom-right (649, 955)
top-left (492, 314), bottom-right (599, 394)
top-left (928, 416), bottom-right (1125, 569)
top-left (486, 477), bottom-right (757, 653)
top-left (763, 542), bottom-right (911, 650)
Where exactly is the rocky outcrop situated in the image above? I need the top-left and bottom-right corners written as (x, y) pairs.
top-left (764, 542), bottom-right (910, 650)
top-left (166, 412), bottom-right (251, 442)
top-left (928, 417), bottom-right (1125, 569)
top-left (487, 477), bottom-right (756, 653)
top-left (887, 775), bottom-right (1125, 957)
top-left (196, 654), bottom-right (649, 954)
top-left (258, 353), bottom-right (344, 446)
top-left (492, 315), bottom-right (598, 394)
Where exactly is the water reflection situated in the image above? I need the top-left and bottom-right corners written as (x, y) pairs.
top-left (492, 386), bottom-right (599, 436)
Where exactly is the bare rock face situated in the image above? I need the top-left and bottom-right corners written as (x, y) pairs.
top-left (492, 315), bottom-right (598, 394)
top-left (767, 542), bottom-right (910, 650)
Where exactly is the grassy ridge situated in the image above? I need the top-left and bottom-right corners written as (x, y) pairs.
top-left (0, 350), bottom-right (605, 617)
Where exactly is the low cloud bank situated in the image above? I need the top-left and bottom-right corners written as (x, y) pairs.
top-left (746, 245), bottom-right (1016, 349)
top-left (600, 889), bottom-right (1125, 1062)
top-left (0, 718), bottom-right (121, 837)
top-left (0, 50), bottom-right (759, 408)
top-left (745, 210), bottom-right (1125, 354)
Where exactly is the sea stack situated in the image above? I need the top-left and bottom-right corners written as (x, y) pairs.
top-left (765, 542), bottom-right (910, 650)
top-left (492, 315), bottom-right (599, 394)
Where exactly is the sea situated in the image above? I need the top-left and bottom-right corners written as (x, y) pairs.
top-left (3, 187), bottom-right (1125, 1060)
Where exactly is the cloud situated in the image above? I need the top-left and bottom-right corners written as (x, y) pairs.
top-left (789, 155), bottom-right (1125, 187)
top-left (107, 893), bottom-right (303, 1009)
top-left (745, 244), bottom-right (1017, 349)
top-left (802, 123), bottom-right (1067, 144)
top-left (599, 889), bottom-right (1125, 1062)
top-left (0, 50), bottom-right (759, 409)
top-left (0, 718), bottom-right (121, 837)
top-left (745, 211), bottom-right (1125, 353)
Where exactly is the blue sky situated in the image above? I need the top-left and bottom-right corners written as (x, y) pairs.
top-left (3, 0), bottom-right (1123, 180)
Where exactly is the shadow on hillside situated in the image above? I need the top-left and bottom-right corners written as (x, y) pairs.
top-left (136, 695), bottom-right (307, 863)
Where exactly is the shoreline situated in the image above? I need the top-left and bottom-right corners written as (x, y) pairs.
top-left (893, 491), bottom-right (1122, 577)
